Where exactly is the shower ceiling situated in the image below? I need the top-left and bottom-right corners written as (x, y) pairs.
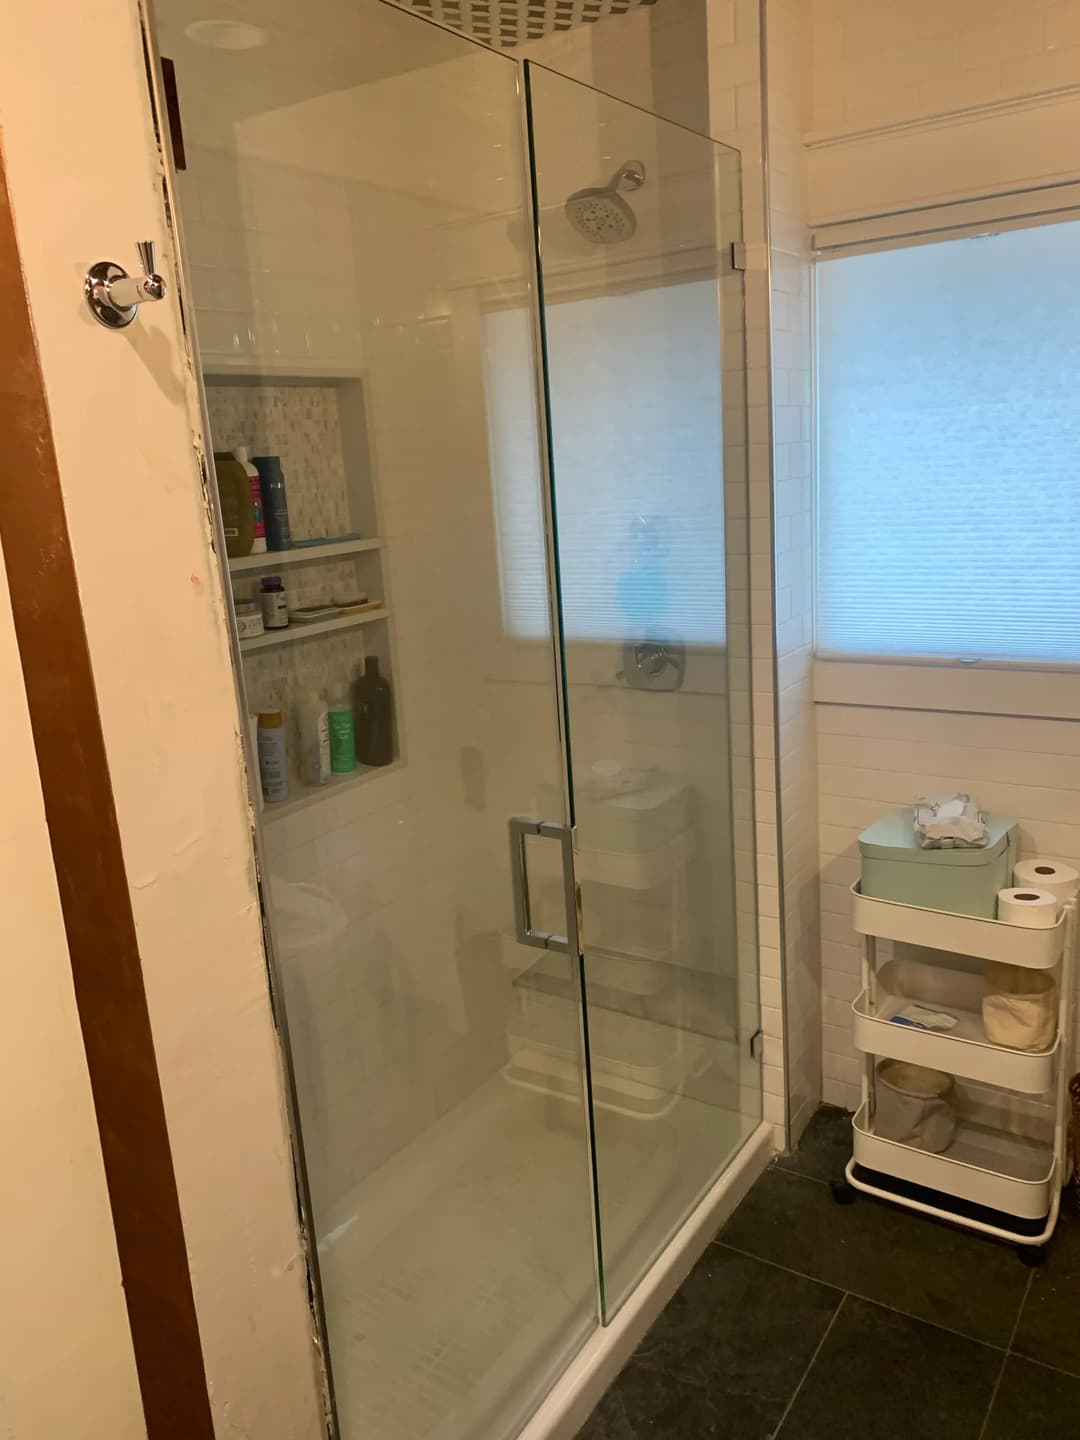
top-left (407, 0), bottom-right (656, 49)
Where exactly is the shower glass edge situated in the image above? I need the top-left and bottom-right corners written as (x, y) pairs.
top-left (150, 3), bottom-right (601, 1438)
top-left (523, 58), bottom-right (762, 1321)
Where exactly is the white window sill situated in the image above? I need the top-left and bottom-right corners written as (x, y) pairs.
top-left (813, 657), bottom-right (1080, 722)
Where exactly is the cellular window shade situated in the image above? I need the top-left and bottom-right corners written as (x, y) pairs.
top-left (483, 280), bottom-right (726, 645)
top-left (816, 220), bottom-right (1080, 664)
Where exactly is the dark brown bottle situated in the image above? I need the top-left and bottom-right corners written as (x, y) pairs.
top-left (354, 656), bottom-right (393, 767)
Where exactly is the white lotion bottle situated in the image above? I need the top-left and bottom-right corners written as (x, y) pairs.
top-left (301, 696), bottom-right (331, 787)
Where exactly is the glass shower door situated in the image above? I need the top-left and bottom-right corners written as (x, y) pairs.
top-left (523, 63), bottom-right (761, 1317)
top-left (150, 4), bottom-right (600, 1437)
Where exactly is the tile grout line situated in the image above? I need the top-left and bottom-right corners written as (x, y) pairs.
top-left (712, 1239), bottom-right (1012, 1355)
top-left (771, 1292), bottom-right (847, 1437)
top-left (976, 1270), bottom-right (1033, 1440)
top-left (770, 1163), bottom-right (833, 1190)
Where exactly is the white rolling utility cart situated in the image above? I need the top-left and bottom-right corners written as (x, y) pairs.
top-left (839, 884), bottom-right (1077, 1261)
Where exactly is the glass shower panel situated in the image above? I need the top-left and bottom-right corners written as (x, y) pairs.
top-left (524, 63), bottom-right (761, 1317)
top-left (153, 5), bottom-right (599, 1437)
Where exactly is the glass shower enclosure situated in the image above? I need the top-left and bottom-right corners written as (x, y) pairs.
top-left (151, 0), bottom-right (759, 1433)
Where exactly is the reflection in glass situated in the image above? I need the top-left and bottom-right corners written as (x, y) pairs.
top-left (524, 62), bottom-right (760, 1318)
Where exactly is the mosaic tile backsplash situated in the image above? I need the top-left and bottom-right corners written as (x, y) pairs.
top-left (205, 382), bottom-right (352, 541)
top-left (206, 380), bottom-right (387, 788)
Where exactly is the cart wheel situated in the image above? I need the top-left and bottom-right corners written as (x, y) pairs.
top-left (1017, 1244), bottom-right (1046, 1268)
top-left (829, 1180), bottom-right (857, 1206)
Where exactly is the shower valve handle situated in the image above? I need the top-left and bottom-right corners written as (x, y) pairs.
top-left (84, 240), bottom-right (167, 329)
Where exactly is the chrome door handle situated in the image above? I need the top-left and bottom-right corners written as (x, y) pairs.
top-left (508, 817), bottom-right (581, 957)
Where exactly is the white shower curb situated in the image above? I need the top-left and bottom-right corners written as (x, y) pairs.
top-left (519, 1120), bottom-right (775, 1440)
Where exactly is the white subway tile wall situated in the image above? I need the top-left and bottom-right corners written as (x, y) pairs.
top-left (808, 0), bottom-right (1080, 135)
top-left (806, 0), bottom-right (1080, 1114)
top-left (709, 0), bottom-right (793, 1144)
top-left (167, 0), bottom-right (770, 1216)
top-left (766, 0), bottom-right (820, 1146)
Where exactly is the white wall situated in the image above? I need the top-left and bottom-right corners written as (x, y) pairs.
top-left (802, 0), bottom-right (1080, 1110)
top-left (0, 551), bottom-right (145, 1440)
top-left (808, 0), bottom-right (1080, 136)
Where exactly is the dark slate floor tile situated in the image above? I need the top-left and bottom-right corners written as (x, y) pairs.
top-left (781, 1296), bottom-right (1001, 1440)
top-left (1012, 1199), bottom-right (1080, 1377)
top-left (575, 1357), bottom-right (785, 1440)
top-left (577, 1248), bottom-right (841, 1438)
top-left (774, 1104), bottom-right (853, 1185)
top-left (982, 1355), bottom-right (1080, 1439)
top-left (716, 1165), bottom-right (1027, 1346)
top-left (631, 1246), bottom-right (841, 1396)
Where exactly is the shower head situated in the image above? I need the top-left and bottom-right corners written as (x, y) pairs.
top-left (564, 160), bottom-right (646, 244)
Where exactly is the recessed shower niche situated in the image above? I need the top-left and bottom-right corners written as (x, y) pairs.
top-left (203, 368), bottom-right (399, 816)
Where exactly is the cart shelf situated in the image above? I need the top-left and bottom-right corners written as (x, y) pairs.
top-left (852, 883), bottom-right (1065, 969)
top-left (845, 880), bottom-right (1075, 1249)
top-left (851, 989), bottom-right (1058, 1095)
top-left (851, 1102), bottom-right (1055, 1222)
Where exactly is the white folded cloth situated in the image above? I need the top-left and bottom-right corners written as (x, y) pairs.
top-left (913, 793), bottom-right (988, 849)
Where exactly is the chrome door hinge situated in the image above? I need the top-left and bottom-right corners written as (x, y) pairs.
top-left (749, 1029), bottom-right (764, 1061)
top-left (730, 241), bottom-right (748, 272)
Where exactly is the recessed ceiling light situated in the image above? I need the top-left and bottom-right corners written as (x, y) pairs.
top-left (184, 18), bottom-right (269, 49)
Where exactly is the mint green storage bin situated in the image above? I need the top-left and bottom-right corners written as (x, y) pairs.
top-left (858, 809), bottom-right (1018, 919)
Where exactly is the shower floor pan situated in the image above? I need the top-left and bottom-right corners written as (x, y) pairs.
top-left (314, 1070), bottom-right (740, 1440)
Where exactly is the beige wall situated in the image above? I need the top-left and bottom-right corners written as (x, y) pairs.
top-left (0, 554), bottom-right (145, 1440)
top-left (0, 1), bottom-right (325, 1433)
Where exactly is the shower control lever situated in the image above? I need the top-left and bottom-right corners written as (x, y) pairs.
top-left (85, 240), bottom-right (167, 329)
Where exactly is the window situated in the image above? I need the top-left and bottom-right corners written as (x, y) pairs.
top-left (483, 279), bottom-right (727, 645)
top-left (816, 219), bottom-right (1080, 665)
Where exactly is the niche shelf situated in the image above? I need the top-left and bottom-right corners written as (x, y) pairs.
top-left (203, 358), bottom-right (366, 385)
top-left (238, 608), bottom-right (389, 654)
top-left (228, 538), bottom-right (381, 574)
top-left (261, 758), bottom-right (405, 824)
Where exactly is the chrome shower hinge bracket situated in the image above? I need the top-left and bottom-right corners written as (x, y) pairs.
top-left (749, 1029), bottom-right (764, 1061)
top-left (730, 241), bottom-right (748, 272)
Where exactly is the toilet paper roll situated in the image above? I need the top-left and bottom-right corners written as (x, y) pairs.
top-left (997, 887), bottom-right (1059, 929)
top-left (1014, 859), bottom-right (1080, 910)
